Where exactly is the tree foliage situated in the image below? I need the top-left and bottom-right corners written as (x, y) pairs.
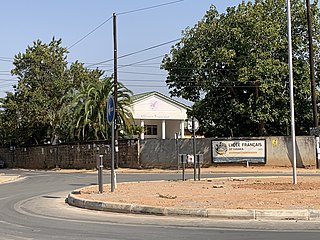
top-left (66, 78), bottom-right (133, 141)
top-left (2, 38), bottom-right (70, 144)
top-left (162, 0), bottom-right (320, 137)
top-left (0, 38), bottom-right (134, 145)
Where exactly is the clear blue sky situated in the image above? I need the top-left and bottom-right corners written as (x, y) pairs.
top-left (0, 0), bottom-right (245, 100)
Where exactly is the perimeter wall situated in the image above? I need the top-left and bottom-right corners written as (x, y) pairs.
top-left (0, 136), bottom-right (317, 169)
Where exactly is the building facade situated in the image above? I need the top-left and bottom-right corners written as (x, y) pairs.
top-left (131, 91), bottom-right (191, 140)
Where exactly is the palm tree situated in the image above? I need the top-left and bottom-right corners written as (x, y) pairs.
top-left (70, 77), bottom-right (133, 140)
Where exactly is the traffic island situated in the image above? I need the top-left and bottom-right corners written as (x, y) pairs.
top-left (67, 176), bottom-right (320, 221)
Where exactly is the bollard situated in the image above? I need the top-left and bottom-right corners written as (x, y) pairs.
top-left (98, 154), bottom-right (103, 193)
top-left (197, 154), bottom-right (203, 181)
top-left (114, 171), bottom-right (117, 189)
top-left (179, 154), bottom-right (187, 181)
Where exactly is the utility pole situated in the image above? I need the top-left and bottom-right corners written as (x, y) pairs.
top-left (286, 0), bottom-right (297, 184)
top-left (113, 13), bottom-right (119, 168)
top-left (192, 117), bottom-right (196, 181)
top-left (306, 0), bottom-right (318, 128)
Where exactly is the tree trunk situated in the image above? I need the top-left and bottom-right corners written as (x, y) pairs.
top-left (258, 121), bottom-right (266, 136)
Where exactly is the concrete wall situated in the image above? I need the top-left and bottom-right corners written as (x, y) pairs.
top-left (0, 136), bottom-right (316, 169)
top-left (139, 136), bottom-right (317, 169)
top-left (266, 136), bottom-right (316, 167)
top-left (139, 138), bottom-right (221, 169)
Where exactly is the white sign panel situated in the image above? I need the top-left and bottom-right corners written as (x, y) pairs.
top-left (187, 118), bottom-right (199, 132)
top-left (212, 140), bottom-right (266, 163)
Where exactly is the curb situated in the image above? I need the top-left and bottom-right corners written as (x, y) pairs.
top-left (0, 175), bottom-right (22, 185)
top-left (67, 192), bottom-right (320, 221)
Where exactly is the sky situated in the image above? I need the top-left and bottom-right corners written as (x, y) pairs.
top-left (0, 0), bottom-right (245, 102)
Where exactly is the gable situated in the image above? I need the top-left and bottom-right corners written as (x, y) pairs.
top-left (131, 94), bottom-right (188, 120)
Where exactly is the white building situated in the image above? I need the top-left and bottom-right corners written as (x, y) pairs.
top-left (131, 91), bottom-right (191, 140)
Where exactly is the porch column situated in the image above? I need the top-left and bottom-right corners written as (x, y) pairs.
top-left (140, 120), bottom-right (145, 140)
top-left (162, 120), bottom-right (166, 139)
top-left (180, 120), bottom-right (185, 138)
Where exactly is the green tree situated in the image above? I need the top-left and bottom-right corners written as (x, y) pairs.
top-left (57, 61), bottom-right (106, 141)
top-left (1, 38), bottom-right (116, 145)
top-left (68, 77), bottom-right (133, 141)
top-left (162, 0), bottom-right (320, 137)
top-left (7, 38), bottom-right (70, 144)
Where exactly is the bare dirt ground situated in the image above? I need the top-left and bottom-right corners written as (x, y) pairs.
top-left (79, 174), bottom-right (320, 210)
top-left (2, 167), bottom-right (320, 210)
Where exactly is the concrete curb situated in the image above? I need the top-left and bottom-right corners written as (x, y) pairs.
top-left (0, 175), bottom-right (22, 184)
top-left (67, 192), bottom-right (320, 221)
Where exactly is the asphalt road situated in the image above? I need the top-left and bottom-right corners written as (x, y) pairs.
top-left (1, 169), bottom-right (320, 240)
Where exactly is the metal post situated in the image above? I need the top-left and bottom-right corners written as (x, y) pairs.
top-left (192, 117), bottom-right (197, 181)
top-left (197, 155), bottom-right (201, 181)
top-left (182, 155), bottom-right (185, 181)
top-left (98, 155), bottom-right (103, 193)
top-left (286, 0), bottom-right (297, 184)
top-left (111, 121), bottom-right (115, 192)
top-left (316, 136), bottom-right (320, 168)
top-left (175, 132), bottom-right (180, 170)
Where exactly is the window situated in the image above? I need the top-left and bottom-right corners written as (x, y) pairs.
top-left (145, 125), bottom-right (158, 136)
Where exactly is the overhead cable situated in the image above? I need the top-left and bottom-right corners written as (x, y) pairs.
top-left (67, 16), bottom-right (113, 50)
top-left (86, 39), bottom-right (179, 68)
top-left (117, 0), bottom-right (185, 16)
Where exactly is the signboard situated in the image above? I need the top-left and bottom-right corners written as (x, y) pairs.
top-left (187, 118), bottom-right (199, 132)
top-left (212, 139), bottom-right (266, 163)
top-left (106, 96), bottom-right (115, 125)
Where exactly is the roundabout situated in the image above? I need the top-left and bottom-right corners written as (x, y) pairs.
top-left (67, 175), bottom-right (320, 221)
top-left (1, 168), bottom-right (320, 240)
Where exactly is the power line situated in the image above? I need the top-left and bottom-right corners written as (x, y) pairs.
top-left (117, 0), bottom-right (185, 16)
top-left (67, 16), bottom-right (113, 50)
top-left (119, 79), bottom-right (166, 82)
top-left (0, 56), bottom-right (13, 60)
top-left (118, 64), bottom-right (161, 69)
top-left (67, 1), bottom-right (183, 60)
top-left (126, 63), bottom-right (161, 66)
top-left (118, 71), bottom-right (166, 76)
top-left (86, 39), bottom-right (179, 68)
top-left (0, 80), bottom-right (17, 83)
top-left (0, 59), bottom-right (13, 63)
top-left (124, 84), bottom-right (168, 88)
top-left (119, 78), bottom-right (282, 85)
top-left (0, 83), bottom-right (16, 88)
top-left (88, 56), bottom-right (164, 70)
top-left (119, 55), bottom-right (164, 68)
top-left (104, 55), bottom-right (165, 72)
top-left (119, 39), bottom-right (179, 60)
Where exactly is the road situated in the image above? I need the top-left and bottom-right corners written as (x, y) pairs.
top-left (1, 169), bottom-right (320, 240)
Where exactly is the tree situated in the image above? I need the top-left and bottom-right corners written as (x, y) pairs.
top-left (1, 38), bottom-right (119, 145)
top-left (68, 77), bottom-right (133, 141)
top-left (57, 61), bottom-right (106, 142)
top-left (162, 0), bottom-right (320, 137)
top-left (1, 38), bottom-right (70, 144)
